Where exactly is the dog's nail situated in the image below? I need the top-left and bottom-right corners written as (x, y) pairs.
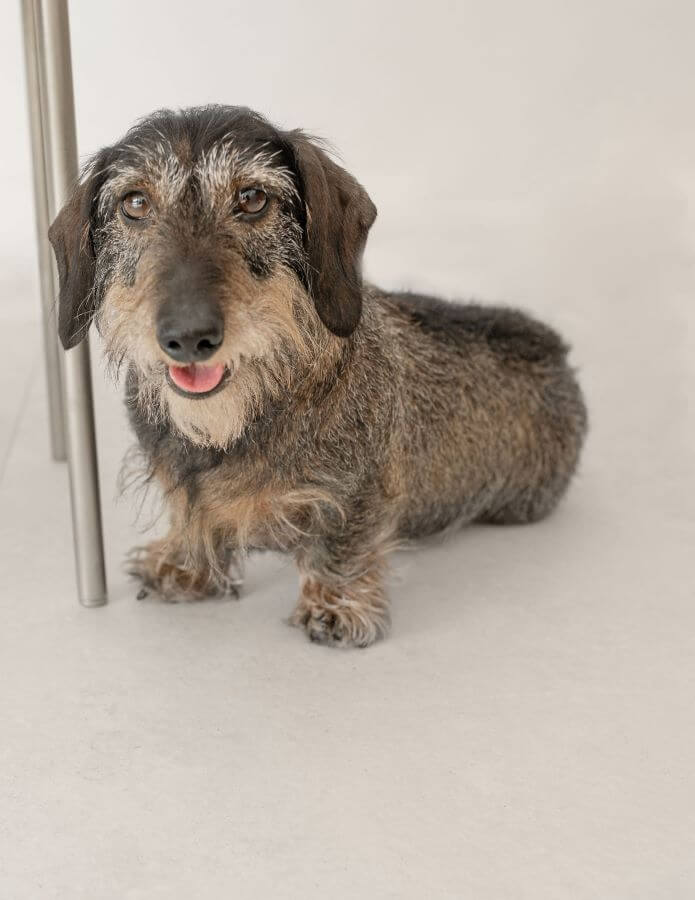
top-left (136, 588), bottom-right (148, 600)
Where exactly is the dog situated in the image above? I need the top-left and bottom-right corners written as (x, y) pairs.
top-left (48, 105), bottom-right (587, 647)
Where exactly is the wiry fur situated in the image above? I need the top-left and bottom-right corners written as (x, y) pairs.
top-left (48, 105), bottom-right (587, 647)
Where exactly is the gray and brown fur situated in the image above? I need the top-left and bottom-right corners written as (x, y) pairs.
top-left (49, 105), bottom-right (587, 647)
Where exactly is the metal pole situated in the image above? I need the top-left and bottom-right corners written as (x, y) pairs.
top-left (35, 0), bottom-right (107, 607)
top-left (20, 0), bottom-right (67, 461)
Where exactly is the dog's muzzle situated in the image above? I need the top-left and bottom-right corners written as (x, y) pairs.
top-left (155, 258), bottom-right (225, 364)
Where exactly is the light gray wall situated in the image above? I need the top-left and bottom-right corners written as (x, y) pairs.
top-left (3, 0), bottom-right (695, 324)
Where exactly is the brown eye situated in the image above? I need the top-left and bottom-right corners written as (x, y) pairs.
top-left (237, 188), bottom-right (268, 215)
top-left (121, 191), bottom-right (151, 220)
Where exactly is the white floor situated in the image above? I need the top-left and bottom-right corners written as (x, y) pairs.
top-left (1, 226), bottom-right (694, 898)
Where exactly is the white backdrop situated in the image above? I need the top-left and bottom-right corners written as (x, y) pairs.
top-left (3, 0), bottom-right (695, 322)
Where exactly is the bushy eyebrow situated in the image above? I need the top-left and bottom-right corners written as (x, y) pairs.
top-left (195, 140), bottom-right (298, 204)
top-left (97, 149), bottom-right (189, 216)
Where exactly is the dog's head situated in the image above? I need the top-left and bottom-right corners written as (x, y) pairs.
top-left (48, 105), bottom-right (376, 446)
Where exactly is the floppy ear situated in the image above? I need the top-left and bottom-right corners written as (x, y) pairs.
top-left (48, 151), bottom-right (111, 349)
top-left (282, 131), bottom-right (377, 337)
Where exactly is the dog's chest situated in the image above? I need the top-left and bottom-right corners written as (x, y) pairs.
top-left (140, 414), bottom-right (336, 553)
top-left (158, 455), bottom-right (333, 553)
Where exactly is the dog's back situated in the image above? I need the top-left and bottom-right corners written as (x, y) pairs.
top-left (388, 291), bottom-right (569, 364)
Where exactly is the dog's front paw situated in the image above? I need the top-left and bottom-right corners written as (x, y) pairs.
top-left (126, 541), bottom-right (240, 603)
top-left (289, 576), bottom-right (390, 648)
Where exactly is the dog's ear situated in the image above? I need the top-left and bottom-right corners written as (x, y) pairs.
top-left (48, 151), bottom-right (112, 350)
top-left (282, 131), bottom-right (377, 337)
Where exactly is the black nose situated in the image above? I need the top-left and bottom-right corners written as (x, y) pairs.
top-left (157, 317), bottom-right (223, 363)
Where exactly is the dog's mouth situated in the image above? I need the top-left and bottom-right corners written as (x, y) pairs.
top-left (166, 362), bottom-right (229, 398)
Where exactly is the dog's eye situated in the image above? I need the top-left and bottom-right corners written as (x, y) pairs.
top-left (237, 188), bottom-right (268, 215)
top-left (121, 191), bottom-right (151, 220)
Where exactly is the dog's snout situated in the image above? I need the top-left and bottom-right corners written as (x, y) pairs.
top-left (156, 259), bottom-right (225, 363)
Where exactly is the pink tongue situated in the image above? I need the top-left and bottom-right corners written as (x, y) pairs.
top-left (169, 363), bottom-right (225, 394)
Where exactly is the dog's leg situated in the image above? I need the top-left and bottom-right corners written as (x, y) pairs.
top-left (127, 532), bottom-right (241, 603)
top-left (290, 535), bottom-right (392, 647)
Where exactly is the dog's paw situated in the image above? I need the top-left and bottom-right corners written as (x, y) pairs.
top-left (289, 605), bottom-right (375, 647)
top-left (126, 544), bottom-right (240, 603)
top-left (289, 578), bottom-right (390, 648)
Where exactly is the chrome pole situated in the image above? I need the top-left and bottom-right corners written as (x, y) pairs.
top-left (35, 0), bottom-right (107, 607)
top-left (20, 0), bottom-right (67, 461)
